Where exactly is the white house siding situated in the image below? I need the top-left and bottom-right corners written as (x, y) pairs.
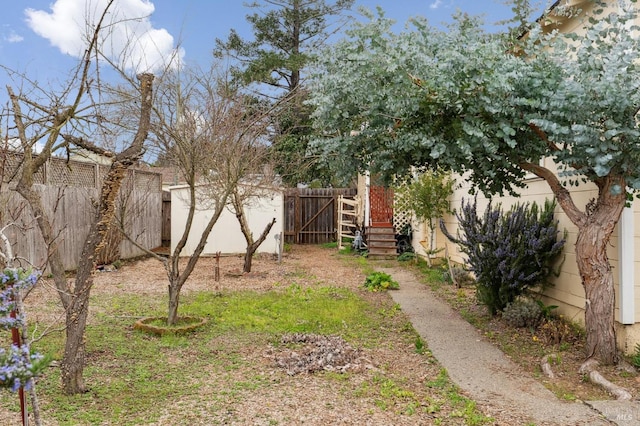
top-left (170, 184), bottom-right (284, 256)
top-left (435, 157), bottom-right (640, 353)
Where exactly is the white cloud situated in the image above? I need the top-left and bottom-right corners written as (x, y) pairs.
top-left (5, 137), bottom-right (43, 154)
top-left (430, 0), bottom-right (443, 9)
top-left (6, 31), bottom-right (24, 43)
top-left (25, 0), bottom-right (183, 73)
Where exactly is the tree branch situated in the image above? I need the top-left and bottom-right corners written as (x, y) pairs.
top-left (528, 122), bottom-right (560, 152)
top-left (62, 135), bottom-right (116, 158)
top-left (519, 161), bottom-right (587, 227)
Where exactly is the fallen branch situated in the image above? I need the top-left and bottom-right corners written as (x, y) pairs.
top-left (540, 353), bottom-right (556, 379)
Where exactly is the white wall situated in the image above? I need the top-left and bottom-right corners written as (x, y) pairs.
top-left (170, 185), bottom-right (283, 256)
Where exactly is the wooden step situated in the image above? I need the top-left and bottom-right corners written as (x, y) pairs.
top-left (368, 247), bottom-right (398, 259)
top-left (366, 224), bottom-right (398, 258)
top-left (371, 221), bottom-right (393, 228)
top-left (367, 239), bottom-right (397, 248)
top-left (369, 247), bottom-right (398, 255)
top-left (367, 226), bottom-right (395, 234)
top-left (367, 232), bottom-right (395, 239)
top-left (367, 230), bottom-right (395, 236)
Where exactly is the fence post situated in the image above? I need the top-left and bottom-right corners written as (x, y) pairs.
top-left (294, 192), bottom-right (301, 244)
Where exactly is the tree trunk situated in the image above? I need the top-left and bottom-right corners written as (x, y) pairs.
top-left (167, 276), bottom-right (183, 325)
top-left (165, 183), bottom-right (230, 326)
top-left (60, 169), bottom-right (125, 394)
top-left (572, 177), bottom-right (626, 365)
top-left (242, 218), bottom-right (276, 273)
top-left (59, 73), bottom-right (154, 394)
top-left (576, 220), bottom-right (619, 365)
top-left (243, 250), bottom-right (254, 274)
top-left (527, 163), bottom-right (627, 365)
top-left (60, 286), bottom-right (91, 394)
top-left (232, 190), bottom-right (277, 273)
top-left (168, 286), bottom-right (180, 325)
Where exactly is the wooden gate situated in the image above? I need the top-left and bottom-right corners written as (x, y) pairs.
top-left (284, 188), bottom-right (357, 244)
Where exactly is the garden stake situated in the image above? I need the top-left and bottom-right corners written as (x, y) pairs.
top-left (10, 290), bottom-right (28, 426)
top-left (445, 244), bottom-right (459, 288)
top-left (214, 251), bottom-right (220, 282)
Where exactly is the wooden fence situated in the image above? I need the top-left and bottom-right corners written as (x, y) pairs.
top-left (283, 188), bottom-right (357, 244)
top-left (161, 190), bottom-right (171, 247)
top-left (1, 152), bottom-right (162, 270)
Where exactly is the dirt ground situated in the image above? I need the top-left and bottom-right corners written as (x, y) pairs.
top-left (4, 245), bottom-right (638, 425)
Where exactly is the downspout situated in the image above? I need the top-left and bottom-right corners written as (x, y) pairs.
top-left (364, 171), bottom-right (371, 227)
top-left (619, 201), bottom-right (635, 325)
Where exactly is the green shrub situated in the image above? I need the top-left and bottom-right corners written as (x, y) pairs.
top-left (536, 300), bottom-right (559, 320)
top-left (502, 299), bottom-right (543, 328)
top-left (441, 198), bottom-right (565, 315)
top-left (397, 252), bottom-right (416, 262)
top-left (631, 344), bottom-right (640, 369)
top-left (363, 272), bottom-right (399, 292)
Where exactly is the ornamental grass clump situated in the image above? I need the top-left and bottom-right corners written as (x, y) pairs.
top-left (441, 198), bottom-right (565, 315)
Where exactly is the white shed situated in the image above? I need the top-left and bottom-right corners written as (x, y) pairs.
top-left (169, 184), bottom-right (284, 256)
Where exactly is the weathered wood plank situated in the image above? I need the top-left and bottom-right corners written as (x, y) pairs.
top-left (283, 188), bottom-right (356, 244)
top-left (0, 154), bottom-right (161, 270)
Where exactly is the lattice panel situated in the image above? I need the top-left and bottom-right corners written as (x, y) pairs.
top-left (49, 160), bottom-right (97, 188)
top-left (117, 171), bottom-right (134, 195)
top-left (393, 209), bottom-right (412, 234)
top-left (97, 165), bottom-right (110, 189)
top-left (369, 186), bottom-right (394, 223)
top-left (392, 181), bottom-right (412, 234)
top-left (1, 152), bottom-right (45, 184)
top-left (134, 171), bottom-right (160, 192)
top-left (0, 150), bottom-right (162, 192)
top-left (1, 152), bottom-right (23, 183)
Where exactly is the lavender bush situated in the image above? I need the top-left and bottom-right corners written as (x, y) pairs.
top-left (0, 268), bottom-right (48, 392)
top-left (441, 198), bottom-right (565, 314)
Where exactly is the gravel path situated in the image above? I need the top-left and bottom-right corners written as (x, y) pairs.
top-left (380, 266), bottom-right (624, 426)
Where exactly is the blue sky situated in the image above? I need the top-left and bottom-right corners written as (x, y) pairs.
top-left (0, 0), bottom-right (530, 95)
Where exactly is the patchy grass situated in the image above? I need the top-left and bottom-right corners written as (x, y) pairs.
top-left (1, 249), bottom-right (493, 425)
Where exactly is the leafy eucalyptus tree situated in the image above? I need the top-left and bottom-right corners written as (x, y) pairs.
top-left (308, 3), bottom-right (640, 364)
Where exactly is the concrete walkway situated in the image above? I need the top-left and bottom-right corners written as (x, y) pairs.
top-left (380, 267), bottom-right (640, 426)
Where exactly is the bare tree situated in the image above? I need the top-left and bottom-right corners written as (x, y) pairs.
top-left (134, 65), bottom-right (273, 325)
top-left (2, 1), bottom-right (156, 394)
top-left (227, 150), bottom-right (279, 273)
top-left (59, 73), bottom-right (153, 394)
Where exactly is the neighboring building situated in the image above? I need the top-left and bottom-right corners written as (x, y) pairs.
top-left (413, 0), bottom-right (640, 354)
top-left (69, 148), bottom-right (113, 165)
top-left (169, 183), bottom-right (284, 256)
